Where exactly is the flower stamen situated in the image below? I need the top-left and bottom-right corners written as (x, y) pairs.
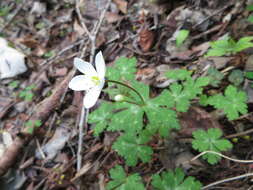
top-left (91, 76), bottom-right (100, 85)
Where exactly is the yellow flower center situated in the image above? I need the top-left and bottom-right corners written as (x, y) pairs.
top-left (91, 76), bottom-right (100, 85)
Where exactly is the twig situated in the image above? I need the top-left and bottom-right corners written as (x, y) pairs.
top-left (89, 0), bottom-right (112, 62)
top-left (77, 106), bottom-right (88, 171)
top-left (75, 0), bottom-right (92, 39)
top-left (225, 128), bottom-right (253, 139)
top-left (202, 173), bottom-right (253, 189)
top-left (189, 151), bottom-right (253, 164)
top-left (193, 3), bottom-right (233, 29)
top-left (186, 151), bottom-right (253, 189)
top-left (40, 38), bottom-right (87, 66)
top-left (74, 0), bottom-right (111, 174)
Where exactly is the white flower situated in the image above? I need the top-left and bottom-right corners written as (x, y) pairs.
top-left (69, 51), bottom-right (106, 108)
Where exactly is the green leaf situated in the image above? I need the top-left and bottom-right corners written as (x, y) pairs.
top-left (205, 48), bottom-right (227, 57)
top-left (245, 71), bottom-right (253, 80)
top-left (192, 128), bottom-right (233, 164)
top-left (34, 120), bottom-right (42, 128)
top-left (27, 127), bottom-right (34, 134)
top-left (167, 83), bottom-right (190, 112)
top-left (144, 90), bottom-right (180, 137)
top-left (228, 69), bottom-right (244, 86)
top-left (106, 57), bottom-right (137, 81)
top-left (43, 50), bottom-right (55, 58)
top-left (112, 131), bottom-right (153, 166)
top-left (247, 4), bottom-right (253, 11)
top-left (166, 70), bottom-right (209, 112)
top-left (109, 103), bottom-right (144, 133)
top-left (199, 94), bottom-right (209, 106)
top-left (166, 69), bottom-right (192, 80)
top-left (176, 29), bottom-right (189, 47)
top-left (234, 36), bottom-right (253, 52)
top-left (0, 6), bottom-right (11, 17)
top-left (8, 80), bottom-right (20, 88)
top-left (151, 168), bottom-right (202, 190)
top-left (207, 85), bottom-right (248, 120)
top-left (25, 92), bottom-right (34, 101)
top-left (25, 84), bottom-right (36, 91)
top-left (96, 82), bottom-right (180, 138)
top-left (25, 120), bottom-right (33, 127)
top-left (18, 91), bottom-right (26, 98)
top-left (88, 102), bottom-right (114, 136)
top-left (106, 165), bottom-right (145, 190)
top-left (247, 15), bottom-right (253, 23)
top-left (206, 37), bottom-right (233, 57)
top-left (207, 67), bottom-right (224, 87)
top-left (206, 36), bottom-right (253, 57)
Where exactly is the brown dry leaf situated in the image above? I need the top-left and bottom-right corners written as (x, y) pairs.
top-left (73, 19), bottom-right (85, 36)
top-left (171, 42), bottom-right (210, 60)
top-left (136, 67), bottom-right (157, 85)
top-left (191, 42), bottom-right (210, 57)
top-left (105, 12), bottom-right (123, 23)
top-left (113, 0), bottom-right (127, 14)
top-left (35, 126), bottom-right (72, 160)
top-left (51, 67), bottom-right (68, 77)
top-left (139, 28), bottom-right (155, 52)
top-left (179, 106), bottom-right (222, 137)
top-left (96, 33), bottom-right (106, 48)
top-left (17, 36), bottom-right (39, 49)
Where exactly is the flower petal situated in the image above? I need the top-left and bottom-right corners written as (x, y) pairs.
top-left (74, 58), bottom-right (97, 76)
top-left (95, 51), bottom-right (106, 79)
top-left (83, 81), bottom-right (104, 108)
top-left (68, 75), bottom-right (95, 91)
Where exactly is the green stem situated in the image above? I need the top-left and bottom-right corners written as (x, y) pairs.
top-left (123, 100), bottom-right (142, 106)
top-left (106, 79), bottom-right (145, 105)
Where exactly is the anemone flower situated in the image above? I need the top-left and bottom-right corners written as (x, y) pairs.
top-left (69, 51), bottom-right (105, 108)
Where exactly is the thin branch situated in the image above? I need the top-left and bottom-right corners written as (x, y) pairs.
top-left (89, 0), bottom-right (112, 62)
top-left (75, 0), bottom-right (111, 173)
top-left (186, 151), bottom-right (253, 189)
top-left (75, 0), bottom-right (92, 39)
top-left (225, 128), bottom-right (253, 139)
top-left (189, 151), bottom-right (253, 164)
top-left (202, 173), bottom-right (253, 190)
top-left (77, 106), bottom-right (87, 171)
top-left (40, 38), bottom-right (87, 66)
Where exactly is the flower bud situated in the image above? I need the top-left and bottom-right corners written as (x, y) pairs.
top-left (114, 94), bottom-right (125, 102)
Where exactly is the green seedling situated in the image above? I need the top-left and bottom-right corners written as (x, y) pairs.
top-left (8, 80), bottom-right (20, 89)
top-left (19, 84), bottom-right (35, 101)
top-left (43, 50), bottom-right (55, 58)
top-left (206, 36), bottom-right (253, 57)
top-left (0, 6), bottom-right (11, 17)
top-left (25, 120), bottom-right (42, 134)
top-left (247, 5), bottom-right (253, 23)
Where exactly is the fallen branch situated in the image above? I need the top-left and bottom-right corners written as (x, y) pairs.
top-left (0, 70), bottom-right (74, 176)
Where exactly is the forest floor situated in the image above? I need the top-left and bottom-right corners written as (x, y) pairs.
top-left (1, 0), bottom-right (253, 189)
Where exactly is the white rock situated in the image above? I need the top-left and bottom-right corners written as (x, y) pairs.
top-left (0, 38), bottom-right (27, 79)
